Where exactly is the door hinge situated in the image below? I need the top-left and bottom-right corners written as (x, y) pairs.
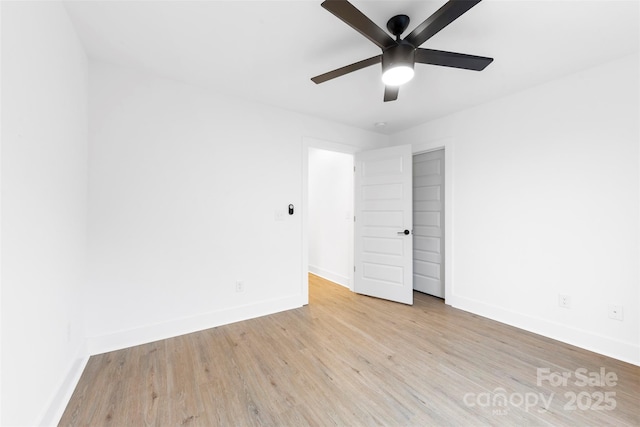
top-left (354, 216), bottom-right (356, 222)
top-left (353, 165), bottom-right (356, 172)
top-left (354, 266), bottom-right (356, 272)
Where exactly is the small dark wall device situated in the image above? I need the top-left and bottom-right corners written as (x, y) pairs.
top-left (288, 204), bottom-right (294, 215)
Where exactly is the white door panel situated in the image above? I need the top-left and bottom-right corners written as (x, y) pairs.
top-left (354, 145), bottom-right (413, 305)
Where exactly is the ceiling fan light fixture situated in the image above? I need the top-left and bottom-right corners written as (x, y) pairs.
top-left (381, 42), bottom-right (415, 86)
top-left (382, 65), bottom-right (414, 86)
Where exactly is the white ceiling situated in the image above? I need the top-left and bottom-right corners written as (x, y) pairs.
top-left (63, 0), bottom-right (639, 134)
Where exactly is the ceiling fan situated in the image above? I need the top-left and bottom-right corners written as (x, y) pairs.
top-left (311, 0), bottom-right (493, 102)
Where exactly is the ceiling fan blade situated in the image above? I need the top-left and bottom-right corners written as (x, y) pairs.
top-left (321, 0), bottom-right (397, 50)
top-left (415, 48), bottom-right (493, 71)
top-left (311, 55), bottom-right (381, 84)
top-left (405, 0), bottom-right (482, 48)
top-left (384, 86), bottom-right (399, 102)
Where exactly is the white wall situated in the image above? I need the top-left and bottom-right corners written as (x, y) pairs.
top-left (308, 148), bottom-right (354, 287)
top-left (1, 2), bottom-right (89, 425)
top-left (86, 62), bottom-right (387, 353)
top-left (391, 54), bottom-right (640, 364)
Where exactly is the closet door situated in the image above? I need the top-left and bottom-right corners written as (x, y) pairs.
top-left (413, 149), bottom-right (444, 298)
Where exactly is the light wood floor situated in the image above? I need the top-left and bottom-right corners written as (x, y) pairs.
top-left (60, 274), bottom-right (639, 426)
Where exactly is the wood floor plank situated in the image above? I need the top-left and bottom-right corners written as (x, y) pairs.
top-left (59, 274), bottom-right (640, 426)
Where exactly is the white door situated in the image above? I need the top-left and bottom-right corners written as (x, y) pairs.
top-left (412, 149), bottom-right (445, 298)
top-left (354, 145), bottom-right (413, 305)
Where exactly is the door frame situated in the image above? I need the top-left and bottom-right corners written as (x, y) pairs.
top-left (301, 137), bottom-right (359, 305)
top-left (411, 138), bottom-right (454, 304)
top-left (301, 137), bottom-right (454, 306)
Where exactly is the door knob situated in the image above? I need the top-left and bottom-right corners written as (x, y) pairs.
top-left (397, 230), bottom-right (410, 235)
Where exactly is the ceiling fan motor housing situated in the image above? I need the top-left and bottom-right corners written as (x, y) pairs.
top-left (382, 41), bottom-right (416, 72)
top-left (381, 41), bottom-right (416, 86)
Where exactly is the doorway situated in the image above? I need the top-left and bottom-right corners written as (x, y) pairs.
top-left (301, 139), bottom-right (451, 306)
top-left (308, 148), bottom-right (354, 289)
top-left (301, 137), bottom-right (360, 305)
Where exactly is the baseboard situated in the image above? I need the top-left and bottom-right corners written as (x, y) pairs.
top-left (86, 295), bottom-right (302, 356)
top-left (308, 265), bottom-right (350, 288)
top-left (448, 295), bottom-right (639, 366)
top-left (38, 346), bottom-right (89, 427)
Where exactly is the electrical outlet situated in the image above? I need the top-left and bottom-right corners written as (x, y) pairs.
top-left (608, 305), bottom-right (623, 321)
top-left (558, 294), bottom-right (571, 309)
top-left (275, 210), bottom-right (285, 221)
top-left (235, 280), bottom-right (244, 293)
